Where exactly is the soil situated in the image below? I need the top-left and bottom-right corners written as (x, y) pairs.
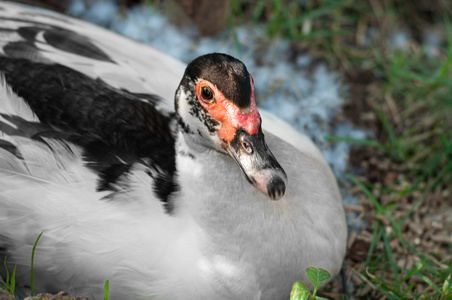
top-left (330, 62), bottom-right (452, 298)
top-left (24, 292), bottom-right (88, 300)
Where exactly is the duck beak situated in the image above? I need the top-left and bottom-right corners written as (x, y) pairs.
top-left (225, 127), bottom-right (287, 200)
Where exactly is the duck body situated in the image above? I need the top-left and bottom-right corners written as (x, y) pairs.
top-left (0, 2), bottom-right (346, 300)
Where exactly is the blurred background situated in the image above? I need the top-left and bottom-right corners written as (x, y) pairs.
top-left (8, 0), bottom-right (452, 298)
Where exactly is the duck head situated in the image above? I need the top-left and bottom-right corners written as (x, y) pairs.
top-left (175, 53), bottom-right (287, 200)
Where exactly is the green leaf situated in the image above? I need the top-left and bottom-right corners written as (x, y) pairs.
top-left (306, 267), bottom-right (331, 291)
top-left (315, 297), bottom-right (330, 300)
top-left (290, 281), bottom-right (310, 300)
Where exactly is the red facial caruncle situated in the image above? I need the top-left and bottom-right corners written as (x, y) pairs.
top-left (194, 76), bottom-right (260, 144)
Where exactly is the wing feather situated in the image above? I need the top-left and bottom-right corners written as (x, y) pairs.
top-left (0, 74), bottom-right (38, 122)
top-left (0, 3), bottom-right (180, 206)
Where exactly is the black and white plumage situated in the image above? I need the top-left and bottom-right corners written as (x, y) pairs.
top-left (0, 2), bottom-right (347, 300)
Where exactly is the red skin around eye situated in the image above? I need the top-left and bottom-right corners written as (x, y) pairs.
top-left (195, 77), bottom-right (260, 142)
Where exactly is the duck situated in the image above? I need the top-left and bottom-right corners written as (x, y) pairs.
top-left (0, 2), bottom-right (347, 300)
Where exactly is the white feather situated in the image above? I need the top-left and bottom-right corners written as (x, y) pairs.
top-left (0, 3), bottom-right (185, 115)
top-left (0, 74), bottom-right (38, 123)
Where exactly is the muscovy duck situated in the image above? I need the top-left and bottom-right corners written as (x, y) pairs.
top-left (0, 2), bottom-right (347, 300)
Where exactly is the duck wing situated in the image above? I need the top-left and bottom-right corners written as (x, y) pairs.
top-left (0, 3), bottom-right (185, 206)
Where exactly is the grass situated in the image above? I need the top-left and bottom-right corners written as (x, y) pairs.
top-left (31, 232), bottom-right (43, 297)
top-left (2, 256), bottom-right (16, 297)
top-left (1, 232), bottom-right (43, 299)
top-left (229, 0), bottom-right (452, 298)
top-left (2, 232), bottom-right (112, 299)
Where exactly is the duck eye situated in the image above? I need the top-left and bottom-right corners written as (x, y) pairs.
top-left (201, 86), bottom-right (214, 103)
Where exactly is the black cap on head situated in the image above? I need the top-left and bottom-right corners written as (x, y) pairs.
top-left (184, 53), bottom-right (252, 109)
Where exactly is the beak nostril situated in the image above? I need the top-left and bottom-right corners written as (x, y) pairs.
top-left (228, 130), bottom-right (287, 201)
top-left (266, 177), bottom-right (286, 200)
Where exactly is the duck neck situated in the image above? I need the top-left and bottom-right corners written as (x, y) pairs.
top-left (172, 129), bottom-right (263, 223)
top-left (172, 130), bottom-right (229, 214)
top-left (177, 130), bottom-right (210, 156)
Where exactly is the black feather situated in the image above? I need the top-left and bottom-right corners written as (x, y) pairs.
top-left (0, 20), bottom-right (113, 63)
top-left (0, 56), bottom-right (178, 208)
top-left (184, 53), bottom-right (251, 108)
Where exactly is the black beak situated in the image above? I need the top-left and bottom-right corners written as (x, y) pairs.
top-left (226, 127), bottom-right (287, 200)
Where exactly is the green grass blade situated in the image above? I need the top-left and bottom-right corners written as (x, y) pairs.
top-left (285, 0), bottom-right (345, 26)
top-left (324, 135), bottom-right (385, 150)
top-left (31, 231), bottom-right (44, 296)
top-left (373, 106), bottom-right (404, 160)
top-left (427, 160), bottom-right (452, 191)
top-left (386, 213), bottom-right (443, 279)
top-left (3, 256), bottom-right (10, 291)
top-left (230, 25), bottom-right (242, 60)
top-left (403, 282), bottom-right (416, 294)
top-left (365, 221), bottom-right (382, 269)
top-left (366, 267), bottom-right (403, 298)
top-left (400, 161), bottom-right (452, 225)
top-left (10, 265), bottom-right (16, 296)
top-left (104, 280), bottom-right (110, 300)
top-left (346, 174), bottom-right (384, 213)
top-left (443, 274), bottom-right (451, 296)
top-left (415, 271), bottom-right (442, 294)
top-left (381, 231), bottom-right (400, 288)
top-left (433, 14), bottom-right (452, 81)
top-left (251, 0), bottom-right (267, 23)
